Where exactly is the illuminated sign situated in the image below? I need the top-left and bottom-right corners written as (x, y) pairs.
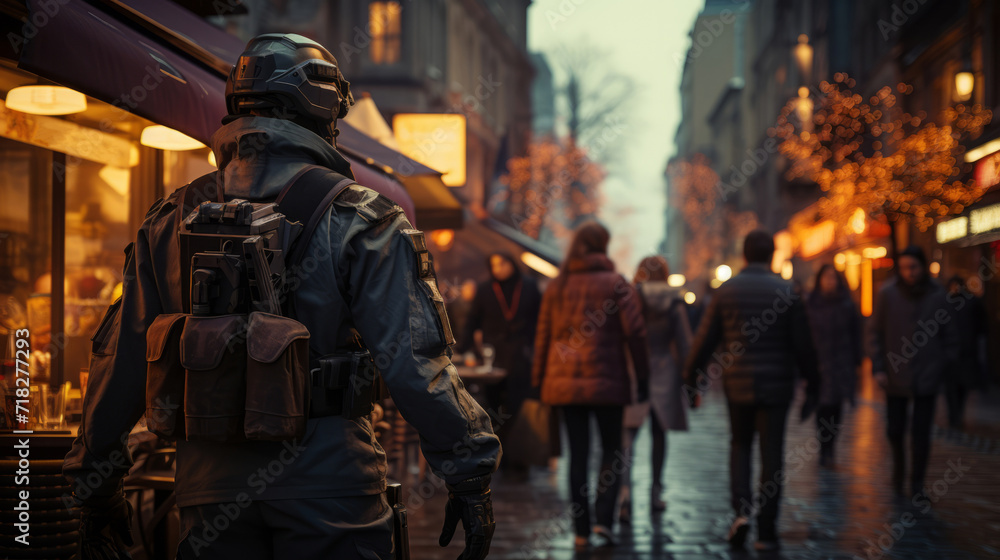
top-left (974, 152), bottom-right (1000, 190)
top-left (970, 204), bottom-right (1000, 235)
top-left (936, 216), bottom-right (968, 243)
top-left (799, 220), bottom-right (836, 259)
top-left (393, 113), bottom-right (467, 186)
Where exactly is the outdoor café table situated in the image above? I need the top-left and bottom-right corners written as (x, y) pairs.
top-left (453, 365), bottom-right (507, 415)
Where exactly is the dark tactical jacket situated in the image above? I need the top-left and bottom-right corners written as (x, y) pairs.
top-left (64, 116), bottom-right (500, 507)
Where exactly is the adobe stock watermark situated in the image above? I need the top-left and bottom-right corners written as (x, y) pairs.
top-left (885, 253), bottom-right (1000, 372)
top-left (877, 0), bottom-right (930, 41)
top-left (506, 115), bottom-right (626, 236)
top-left (550, 276), bottom-right (637, 363)
top-left (514, 450), bottom-right (632, 559)
top-left (853, 458), bottom-right (971, 560)
top-left (338, 0), bottom-right (415, 63)
top-left (729, 416), bottom-right (842, 523)
top-left (6, 0), bottom-right (70, 54)
top-left (672, 0), bottom-right (750, 68)
top-left (685, 285), bottom-right (802, 399)
top-left (544, 0), bottom-right (590, 30)
top-left (716, 137), bottom-right (779, 201)
top-left (183, 439), bottom-right (309, 556)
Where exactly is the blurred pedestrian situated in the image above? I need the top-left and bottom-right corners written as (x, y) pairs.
top-left (944, 275), bottom-right (988, 431)
top-left (805, 264), bottom-right (862, 467)
top-left (619, 255), bottom-right (692, 523)
top-left (532, 222), bottom-right (650, 549)
top-left (868, 246), bottom-right (958, 498)
top-left (458, 253), bottom-right (543, 478)
top-left (684, 230), bottom-right (818, 552)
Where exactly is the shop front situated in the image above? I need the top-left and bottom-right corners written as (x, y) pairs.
top-left (778, 204), bottom-right (893, 316)
top-left (934, 175), bottom-right (1000, 385)
top-left (0, 0), bottom-right (461, 400)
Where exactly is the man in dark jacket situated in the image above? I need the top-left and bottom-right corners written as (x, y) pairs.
top-left (64, 34), bottom-right (499, 560)
top-left (684, 230), bottom-right (818, 552)
top-left (868, 246), bottom-right (958, 498)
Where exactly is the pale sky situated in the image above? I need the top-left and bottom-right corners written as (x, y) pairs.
top-left (527, 0), bottom-right (704, 275)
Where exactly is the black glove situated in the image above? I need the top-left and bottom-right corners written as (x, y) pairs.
top-left (438, 476), bottom-right (495, 560)
top-left (73, 492), bottom-right (134, 560)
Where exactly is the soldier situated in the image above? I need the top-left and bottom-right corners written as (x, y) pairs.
top-left (64, 33), bottom-right (499, 559)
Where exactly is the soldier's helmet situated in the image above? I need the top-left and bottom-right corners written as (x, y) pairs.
top-left (226, 33), bottom-right (354, 141)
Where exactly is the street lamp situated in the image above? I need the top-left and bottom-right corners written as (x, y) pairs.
top-left (716, 264), bottom-right (732, 282)
top-left (955, 61), bottom-right (975, 102)
top-left (794, 34), bottom-right (813, 84)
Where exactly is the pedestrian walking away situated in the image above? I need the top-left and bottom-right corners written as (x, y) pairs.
top-left (684, 230), bottom-right (819, 552)
top-left (619, 255), bottom-right (692, 524)
top-left (532, 221), bottom-right (650, 550)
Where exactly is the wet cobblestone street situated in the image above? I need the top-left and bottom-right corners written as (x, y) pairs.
top-left (406, 382), bottom-right (1000, 559)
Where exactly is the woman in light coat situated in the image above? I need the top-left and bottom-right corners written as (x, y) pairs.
top-left (620, 256), bottom-right (692, 522)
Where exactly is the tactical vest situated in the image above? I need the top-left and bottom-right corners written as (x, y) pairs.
top-left (144, 165), bottom-right (379, 443)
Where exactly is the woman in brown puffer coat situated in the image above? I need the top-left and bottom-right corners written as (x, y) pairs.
top-left (532, 222), bottom-right (650, 548)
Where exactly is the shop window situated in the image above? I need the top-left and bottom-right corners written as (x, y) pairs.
top-left (0, 64), bottom-right (201, 396)
top-left (369, 1), bottom-right (402, 65)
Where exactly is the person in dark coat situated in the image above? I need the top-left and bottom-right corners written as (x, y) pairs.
top-left (805, 264), bottom-right (862, 467)
top-left (944, 275), bottom-right (988, 430)
top-left (684, 230), bottom-right (819, 552)
top-left (868, 245), bottom-right (959, 498)
top-left (532, 222), bottom-right (650, 549)
top-left (458, 252), bottom-right (543, 474)
top-left (619, 255), bottom-right (692, 523)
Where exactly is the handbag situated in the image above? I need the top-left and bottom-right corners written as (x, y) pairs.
top-left (503, 398), bottom-right (551, 466)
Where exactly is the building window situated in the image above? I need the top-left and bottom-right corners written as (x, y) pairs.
top-left (369, 1), bottom-right (402, 65)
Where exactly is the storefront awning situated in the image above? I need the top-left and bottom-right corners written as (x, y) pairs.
top-left (19, 0), bottom-right (228, 145)
top-left (338, 121), bottom-right (463, 230)
top-left (452, 217), bottom-right (562, 278)
top-left (14, 0), bottom-right (464, 230)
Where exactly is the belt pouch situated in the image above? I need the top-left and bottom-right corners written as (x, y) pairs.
top-left (245, 312), bottom-right (311, 440)
top-left (181, 314), bottom-right (247, 442)
top-left (145, 313), bottom-right (187, 438)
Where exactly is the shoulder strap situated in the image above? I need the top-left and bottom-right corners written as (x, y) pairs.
top-left (276, 165), bottom-right (357, 266)
top-left (174, 171), bottom-right (222, 232)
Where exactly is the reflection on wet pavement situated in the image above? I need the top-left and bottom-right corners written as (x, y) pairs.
top-left (407, 386), bottom-right (1000, 559)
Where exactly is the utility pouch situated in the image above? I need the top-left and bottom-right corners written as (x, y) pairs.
top-left (245, 312), bottom-right (311, 440)
top-left (311, 351), bottom-right (377, 419)
top-left (145, 313), bottom-right (187, 438)
top-left (180, 314), bottom-right (248, 442)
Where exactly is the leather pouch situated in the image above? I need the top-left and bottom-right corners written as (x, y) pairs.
top-left (244, 312), bottom-right (311, 440)
top-left (145, 313), bottom-right (187, 438)
top-left (180, 314), bottom-right (248, 441)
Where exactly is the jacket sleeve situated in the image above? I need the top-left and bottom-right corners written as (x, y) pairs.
top-left (64, 204), bottom-right (165, 498)
top-left (531, 286), bottom-right (555, 388)
top-left (618, 280), bottom-right (650, 388)
top-left (684, 294), bottom-right (722, 388)
top-left (343, 213), bottom-right (500, 484)
top-left (867, 288), bottom-right (887, 374)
